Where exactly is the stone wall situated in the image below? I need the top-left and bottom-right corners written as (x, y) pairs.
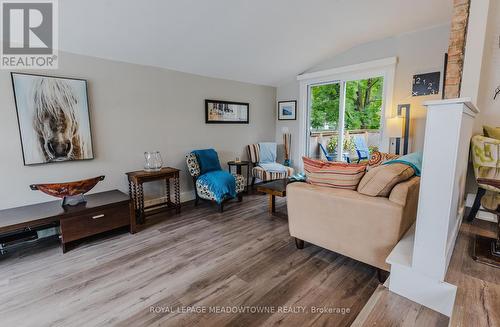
top-left (444, 0), bottom-right (471, 99)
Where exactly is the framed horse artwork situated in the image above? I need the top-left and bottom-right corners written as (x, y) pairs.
top-left (11, 73), bottom-right (94, 165)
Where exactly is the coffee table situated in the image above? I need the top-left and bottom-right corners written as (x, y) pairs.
top-left (257, 179), bottom-right (289, 214)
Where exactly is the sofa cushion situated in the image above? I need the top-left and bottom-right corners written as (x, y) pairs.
top-left (303, 156), bottom-right (366, 190)
top-left (358, 163), bottom-right (415, 197)
top-left (366, 151), bottom-right (400, 171)
top-left (483, 125), bottom-right (500, 140)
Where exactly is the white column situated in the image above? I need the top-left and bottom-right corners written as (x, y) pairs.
top-left (386, 98), bottom-right (479, 317)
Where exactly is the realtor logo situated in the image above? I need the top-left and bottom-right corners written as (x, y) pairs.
top-left (1, 0), bottom-right (58, 69)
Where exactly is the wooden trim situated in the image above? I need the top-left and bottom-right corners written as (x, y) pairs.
top-left (297, 57), bottom-right (397, 81)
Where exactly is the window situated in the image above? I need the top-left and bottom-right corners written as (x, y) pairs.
top-left (298, 57), bottom-right (396, 167)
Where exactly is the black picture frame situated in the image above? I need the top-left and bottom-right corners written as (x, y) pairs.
top-left (11, 72), bottom-right (94, 166)
top-left (205, 99), bottom-right (249, 124)
top-left (277, 100), bottom-right (297, 120)
top-left (412, 72), bottom-right (441, 97)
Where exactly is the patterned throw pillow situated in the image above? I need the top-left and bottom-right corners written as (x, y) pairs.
top-left (302, 157), bottom-right (366, 190)
top-left (366, 151), bottom-right (400, 171)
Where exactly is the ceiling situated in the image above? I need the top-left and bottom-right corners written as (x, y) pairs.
top-left (59, 0), bottom-right (452, 86)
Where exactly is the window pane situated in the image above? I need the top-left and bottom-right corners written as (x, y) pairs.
top-left (345, 77), bottom-right (383, 130)
top-left (310, 83), bottom-right (340, 131)
top-left (308, 83), bottom-right (340, 160)
top-left (344, 77), bottom-right (384, 161)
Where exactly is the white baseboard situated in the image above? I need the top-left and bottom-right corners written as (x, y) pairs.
top-left (466, 193), bottom-right (498, 222)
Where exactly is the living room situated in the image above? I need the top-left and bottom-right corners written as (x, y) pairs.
top-left (0, 0), bottom-right (499, 326)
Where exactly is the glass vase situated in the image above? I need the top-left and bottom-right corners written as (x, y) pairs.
top-left (144, 151), bottom-right (163, 172)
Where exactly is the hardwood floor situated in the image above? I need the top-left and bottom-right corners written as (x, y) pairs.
top-left (352, 215), bottom-right (500, 327)
top-left (352, 285), bottom-right (449, 326)
top-left (0, 193), bottom-right (379, 327)
top-left (448, 218), bottom-right (500, 327)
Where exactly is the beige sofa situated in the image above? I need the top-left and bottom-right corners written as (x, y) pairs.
top-left (287, 177), bottom-right (420, 271)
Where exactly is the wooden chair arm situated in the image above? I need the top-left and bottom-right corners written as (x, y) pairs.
top-left (477, 178), bottom-right (500, 190)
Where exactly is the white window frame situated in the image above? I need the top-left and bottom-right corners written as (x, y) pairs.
top-left (297, 57), bottom-right (397, 171)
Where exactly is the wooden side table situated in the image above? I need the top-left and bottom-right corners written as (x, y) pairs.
top-left (126, 167), bottom-right (181, 230)
top-left (227, 161), bottom-right (250, 192)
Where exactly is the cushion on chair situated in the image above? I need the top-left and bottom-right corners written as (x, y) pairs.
top-left (252, 166), bottom-right (294, 182)
top-left (483, 125), bottom-right (500, 140)
top-left (358, 163), bottom-right (415, 197)
top-left (471, 135), bottom-right (500, 192)
top-left (303, 156), bottom-right (366, 190)
top-left (192, 149), bottom-right (221, 174)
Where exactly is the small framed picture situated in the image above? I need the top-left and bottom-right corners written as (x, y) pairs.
top-left (278, 100), bottom-right (297, 120)
top-left (205, 99), bottom-right (249, 124)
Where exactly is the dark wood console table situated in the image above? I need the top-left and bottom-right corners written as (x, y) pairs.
top-left (126, 167), bottom-right (181, 229)
top-left (0, 190), bottom-right (131, 253)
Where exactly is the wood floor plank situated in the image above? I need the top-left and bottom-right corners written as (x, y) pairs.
top-left (352, 215), bottom-right (500, 327)
top-left (0, 193), bottom-right (378, 327)
top-left (447, 219), bottom-right (500, 327)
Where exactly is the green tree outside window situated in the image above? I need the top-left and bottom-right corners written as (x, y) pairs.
top-left (310, 77), bottom-right (383, 131)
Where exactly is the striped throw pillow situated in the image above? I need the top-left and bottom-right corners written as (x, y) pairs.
top-left (303, 157), bottom-right (366, 190)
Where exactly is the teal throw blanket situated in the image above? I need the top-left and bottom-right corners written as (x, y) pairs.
top-left (197, 170), bottom-right (236, 204)
top-left (383, 152), bottom-right (423, 176)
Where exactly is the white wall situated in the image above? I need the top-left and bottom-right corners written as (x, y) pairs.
top-left (276, 24), bottom-right (450, 169)
top-left (0, 52), bottom-right (276, 210)
top-left (474, 0), bottom-right (500, 132)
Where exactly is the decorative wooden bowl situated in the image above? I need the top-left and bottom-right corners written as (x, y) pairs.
top-left (30, 176), bottom-right (105, 206)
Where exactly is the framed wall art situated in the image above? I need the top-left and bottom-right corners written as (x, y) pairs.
top-left (205, 99), bottom-right (249, 124)
top-left (278, 100), bottom-right (297, 120)
top-left (11, 72), bottom-right (94, 165)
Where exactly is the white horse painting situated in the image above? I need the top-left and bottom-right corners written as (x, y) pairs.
top-left (12, 73), bottom-right (93, 165)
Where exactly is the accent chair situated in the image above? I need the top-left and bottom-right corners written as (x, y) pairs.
top-left (467, 134), bottom-right (500, 221)
top-left (186, 149), bottom-right (245, 212)
top-left (247, 143), bottom-right (294, 186)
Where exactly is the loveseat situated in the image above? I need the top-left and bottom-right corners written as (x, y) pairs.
top-left (287, 176), bottom-right (420, 271)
